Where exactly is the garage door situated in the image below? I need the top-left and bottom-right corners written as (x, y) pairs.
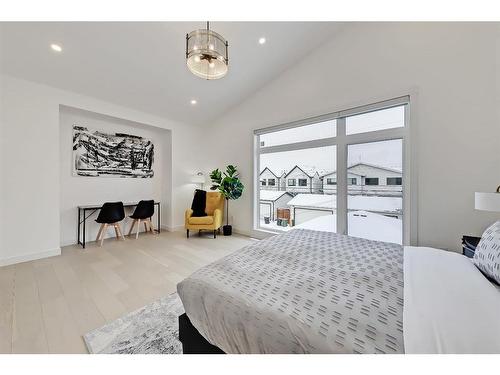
top-left (294, 208), bottom-right (333, 225)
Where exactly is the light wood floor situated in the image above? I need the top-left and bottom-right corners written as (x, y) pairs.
top-left (0, 230), bottom-right (254, 353)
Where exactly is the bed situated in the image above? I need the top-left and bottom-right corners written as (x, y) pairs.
top-left (176, 229), bottom-right (500, 354)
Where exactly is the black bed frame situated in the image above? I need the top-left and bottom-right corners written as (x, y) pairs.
top-left (178, 313), bottom-right (225, 354)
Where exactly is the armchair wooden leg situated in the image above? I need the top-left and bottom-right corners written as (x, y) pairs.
top-left (149, 218), bottom-right (154, 233)
top-left (213, 230), bottom-right (216, 239)
top-left (186, 229), bottom-right (189, 238)
top-left (114, 225), bottom-right (119, 240)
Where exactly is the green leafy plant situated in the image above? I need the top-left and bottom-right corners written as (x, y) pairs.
top-left (210, 165), bottom-right (244, 226)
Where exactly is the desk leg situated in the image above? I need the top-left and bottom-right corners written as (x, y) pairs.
top-left (77, 208), bottom-right (81, 246)
top-left (157, 203), bottom-right (161, 233)
top-left (83, 209), bottom-right (86, 249)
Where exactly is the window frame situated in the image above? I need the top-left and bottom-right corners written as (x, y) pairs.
top-left (254, 95), bottom-right (415, 245)
top-left (268, 178), bottom-right (276, 186)
top-left (287, 179), bottom-right (296, 186)
top-left (298, 178), bottom-right (308, 187)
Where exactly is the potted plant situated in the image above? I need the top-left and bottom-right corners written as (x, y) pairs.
top-left (209, 165), bottom-right (244, 236)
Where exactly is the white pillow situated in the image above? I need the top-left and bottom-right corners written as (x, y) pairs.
top-left (473, 220), bottom-right (500, 284)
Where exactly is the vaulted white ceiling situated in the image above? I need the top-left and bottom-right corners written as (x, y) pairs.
top-left (0, 22), bottom-right (344, 125)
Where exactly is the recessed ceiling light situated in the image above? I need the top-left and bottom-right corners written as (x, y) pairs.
top-left (190, 99), bottom-right (197, 105)
top-left (50, 43), bottom-right (62, 52)
top-left (258, 37), bottom-right (266, 45)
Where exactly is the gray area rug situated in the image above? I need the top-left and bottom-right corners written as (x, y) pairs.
top-left (84, 292), bottom-right (184, 354)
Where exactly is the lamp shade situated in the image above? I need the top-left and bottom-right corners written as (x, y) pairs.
top-left (186, 25), bottom-right (228, 80)
top-left (475, 192), bottom-right (500, 212)
top-left (191, 172), bottom-right (206, 184)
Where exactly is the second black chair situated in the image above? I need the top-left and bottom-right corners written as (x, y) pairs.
top-left (128, 200), bottom-right (155, 239)
top-left (95, 201), bottom-right (126, 246)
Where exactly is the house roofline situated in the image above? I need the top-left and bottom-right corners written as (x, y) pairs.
top-left (284, 165), bottom-right (317, 179)
top-left (259, 167), bottom-right (279, 178)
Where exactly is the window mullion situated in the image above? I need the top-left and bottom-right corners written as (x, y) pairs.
top-left (336, 118), bottom-right (347, 235)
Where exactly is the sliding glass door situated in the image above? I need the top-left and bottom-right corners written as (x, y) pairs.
top-left (254, 96), bottom-right (411, 245)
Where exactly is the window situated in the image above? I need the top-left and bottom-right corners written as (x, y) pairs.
top-left (259, 146), bottom-right (336, 231)
top-left (348, 139), bottom-right (403, 244)
top-left (346, 106), bottom-right (404, 135)
top-left (260, 120), bottom-right (336, 148)
top-left (326, 178), bottom-right (336, 185)
top-left (261, 180), bottom-right (266, 186)
top-left (387, 177), bottom-right (402, 185)
top-left (268, 178), bottom-right (276, 186)
top-left (365, 178), bottom-right (379, 186)
top-left (255, 96), bottom-right (410, 244)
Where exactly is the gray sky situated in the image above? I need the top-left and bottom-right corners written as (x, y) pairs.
top-left (260, 106), bottom-right (404, 174)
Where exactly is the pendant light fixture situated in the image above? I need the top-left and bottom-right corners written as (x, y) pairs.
top-left (186, 22), bottom-right (229, 80)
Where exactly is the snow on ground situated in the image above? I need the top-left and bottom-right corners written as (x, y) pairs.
top-left (295, 211), bottom-right (402, 244)
top-left (286, 193), bottom-right (402, 214)
top-left (261, 210), bottom-right (402, 244)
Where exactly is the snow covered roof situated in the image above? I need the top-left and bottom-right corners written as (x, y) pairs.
top-left (320, 163), bottom-right (402, 178)
top-left (287, 194), bottom-right (334, 209)
top-left (259, 167), bottom-right (279, 178)
top-left (260, 190), bottom-right (292, 201)
top-left (348, 162), bottom-right (402, 174)
top-left (284, 165), bottom-right (324, 178)
top-left (287, 193), bottom-right (402, 213)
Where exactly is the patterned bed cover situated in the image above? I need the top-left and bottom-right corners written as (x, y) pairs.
top-left (177, 229), bottom-right (404, 353)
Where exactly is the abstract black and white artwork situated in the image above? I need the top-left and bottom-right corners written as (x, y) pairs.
top-left (73, 126), bottom-right (154, 178)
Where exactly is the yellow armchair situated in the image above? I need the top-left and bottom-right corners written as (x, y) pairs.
top-left (185, 191), bottom-right (224, 238)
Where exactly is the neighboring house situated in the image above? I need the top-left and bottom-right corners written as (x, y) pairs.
top-left (259, 167), bottom-right (281, 191)
top-left (321, 171), bottom-right (363, 195)
top-left (287, 193), bottom-right (403, 225)
top-left (278, 170), bottom-right (287, 191)
top-left (283, 165), bottom-right (322, 194)
top-left (259, 190), bottom-right (293, 221)
top-left (320, 163), bottom-right (403, 196)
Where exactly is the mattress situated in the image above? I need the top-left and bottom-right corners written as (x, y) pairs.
top-left (177, 229), bottom-right (404, 353)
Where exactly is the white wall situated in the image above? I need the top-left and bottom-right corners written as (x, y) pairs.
top-left (59, 106), bottom-right (172, 246)
top-left (203, 23), bottom-right (500, 251)
top-left (0, 74), bottom-right (203, 265)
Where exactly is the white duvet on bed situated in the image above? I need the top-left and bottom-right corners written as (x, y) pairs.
top-left (403, 246), bottom-right (500, 353)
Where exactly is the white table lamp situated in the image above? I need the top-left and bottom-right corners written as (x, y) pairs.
top-left (475, 187), bottom-right (500, 212)
top-left (192, 172), bottom-right (206, 189)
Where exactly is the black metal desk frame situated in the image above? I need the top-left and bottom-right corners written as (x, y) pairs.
top-left (77, 202), bottom-right (160, 248)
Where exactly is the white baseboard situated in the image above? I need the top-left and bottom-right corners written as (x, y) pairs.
top-left (0, 247), bottom-right (61, 267)
top-left (167, 224), bottom-right (185, 232)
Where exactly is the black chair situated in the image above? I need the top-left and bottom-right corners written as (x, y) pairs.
top-left (127, 200), bottom-right (155, 239)
top-left (95, 202), bottom-right (125, 246)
